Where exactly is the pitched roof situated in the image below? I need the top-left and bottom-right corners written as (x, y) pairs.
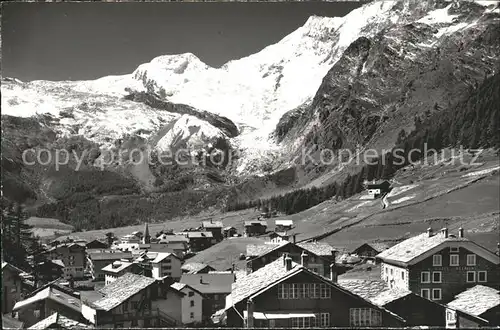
top-left (101, 261), bottom-right (134, 273)
top-left (246, 242), bottom-right (288, 257)
top-left (28, 313), bottom-right (92, 329)
top-left (447, 285), bottom-right (500, 316)
top-left (171, 282), bottom-right (187, 291)
top-left (13, 287), bottom-right (81, 312)
top-left (2, 261), bottom-right (24, 274)
top-left (376, 231), bottom-right (499, 266)
top-left (92, 273), bottom-right (155, 311)
top-left (135, 251), bottom-right (176, 263)
top-left (338, 279), bottom-right (413, 306)
top-left (87, 250), bottom-right (132, 261)
top-left (157, 234), bottom-right (189, 243)
top-left (376, 232), bottom-right (464, 265)
top-left (247, 241), bottom-right (334, 259)
top-left (185, 231), bottom-right (213, 238)
top-left (275, 220), bottom-right (293, 226)
top-left (2, 315), bottom-right (24, 329)
top-left (337, 279), bottom-right (391, 300)
top-left (51, 259), bottom-right (65, 268)
top-left (226, 258), bottom-right (405, 324)
top-left (181, 262), bottom-right (214, 274)
top-left (180, 273), bottom-right (235, 294)
top-left (370, 242), bottom-right (392, 252)
top-left (171, 282), bottom-right (203, 297)
top-left (202, 221), bottom-right (223, 228)
top-left (244, 220), bottom-right (268, 227)
top-left (297, 242), bottom-right (335, 256)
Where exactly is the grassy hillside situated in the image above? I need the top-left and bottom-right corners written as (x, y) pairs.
top-left (64, 150), bottom-right (499, 254)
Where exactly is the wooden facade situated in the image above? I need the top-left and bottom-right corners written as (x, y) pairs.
top-left (226, 272), bottom-right (404, 328)
top-left (247, 244), bottom-right (340, 278)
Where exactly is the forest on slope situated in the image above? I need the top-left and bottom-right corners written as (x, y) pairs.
top-left (226, 72), bottom-right (500, 214)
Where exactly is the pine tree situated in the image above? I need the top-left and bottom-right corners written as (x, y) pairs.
top-left (1, 202), bottom-right (34, 270)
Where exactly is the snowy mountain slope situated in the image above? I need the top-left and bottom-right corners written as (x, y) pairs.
top-left (275, 0), bottom-right (500, 187)
top-left (5, 1), bottom-right (498, 176)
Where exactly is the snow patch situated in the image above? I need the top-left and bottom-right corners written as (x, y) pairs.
top-left (461, 166), bottom-right (500, 178)
top-left (347, 201), bottom-right (372, 212)
top-left (391, 195), bottom-right (416, 205)
top-left (387, 184), bottom-right (419, 197)
top-left (417, 4), bottom-right (458, 25)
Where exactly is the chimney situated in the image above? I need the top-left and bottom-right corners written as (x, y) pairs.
top-left (427, 227), bottom-right (433, 237)
top-left (497, 243), bottom-right (500, 256)
top-left (199, 276), bottom-right (203, 284)
top-left (292, 235), bottom-right (296, 244)
top-left (458, 228), bottom-right (464, 238)
top-left (330, 263), bottom-right (338, 283)
top-left (301, 251), bottom-right (309, 267)
top-left (442, 228), bottom-right (448, 238)
top-left (285, 255), bottom-right (292, 271)
top-left (282, 253), bottom-right (288, 267)
top-left (246, 298), bottom-right (255, 328)
top-left (331, 250), bottom-right (337, 263)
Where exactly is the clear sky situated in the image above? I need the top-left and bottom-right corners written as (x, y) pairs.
top-left (1, 1), bottom-right (365, 82)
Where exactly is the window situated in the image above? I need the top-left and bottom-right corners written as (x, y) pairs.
top-left (190, 300), bottom-right (195, 307)
top-left (432, 288), bottom-right (442, 301)
top-left (279, 283), bottom-right (326, 299)
top-left (291, 316), bottom-right (317, 328)
top-left (320, 313), bottom-right (330, 327)
top-left (446, 311), bottom-right (455, 321)
top-left (432, 271), bottom-right (442, 283)
top-left (163, 265), bottom-right (172, 270)
top-left (309, 267), bottom-right (319, 274)
top-left (131, 319), bottom-right (138, 327)
top-left (421, 289), bottom-right (430, 299)
top-left (390, 268), bottom-right (393, 275)
top-left (467, 271), bottom-right (476, 283)
top-left (188, 291), bottom-right (194, 297)
top-left (269, 319), bottom-right (276, 328)
top-left (132, 302), bottom-right (139, 310)
top-left (421, 271), bottom-right (430, 283)
top-left (401, 271), bottom-right (405, 280)
top-left (349, 308), bottom-right (382, 326)
top-left (310, 283), bottom-right (320, 299)
top-left (450, 247), bottom-right (459, 253)
top-left (298, 283), bottom-right (307, 298)
top-left (278, 284), bottom-right (289, 299)
top-left (320, 284), bottom-right (331, 299)
top-left (190, 312), bottom-right (194, 319)
top-left (467, 254), bottom-right (476, 266)
top-left (123, 302), bottom-right (128, 311)
top-left (450, 254), bottom-right (459, 266)
top-left (478, 271), bottom-right (487, 282)
top-left (289, 284), bottom-right (299, 299)
top-left (433, 255), bottom-right (442, 266)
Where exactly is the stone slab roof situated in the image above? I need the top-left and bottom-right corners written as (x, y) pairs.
top-left (447, 285), bottom-right (500, 316)
top-left (93, 273), bottom-right (155, 311)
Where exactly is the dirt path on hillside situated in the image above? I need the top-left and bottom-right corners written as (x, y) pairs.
top-left (301, 174), bottom-right (495, 243)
